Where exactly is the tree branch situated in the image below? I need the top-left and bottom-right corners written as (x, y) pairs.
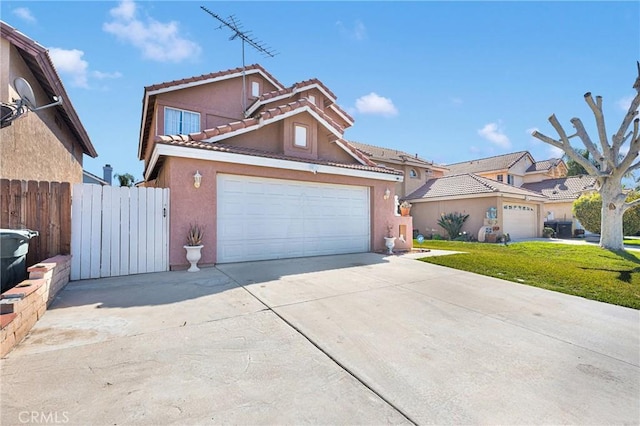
top-left (584, 93), bottom-right (612, 158)
top-left (613, 65), bottom-right (640, 150)
top-left (623, 197), bottom-right (640, 213)
top-left (616, 119), bottom-right (640, 176)
top-left (570, 117), bottom-right (609, 169)
top-left (627, 160), bottom-right (640, 173)
top-left (531, 117), bottom-right (601, 176)
top-left (613, 93), bottom-right (640, 146)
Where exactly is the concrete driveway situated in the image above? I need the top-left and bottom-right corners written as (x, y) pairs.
top-left (1, 252), bottom-right (638, 425)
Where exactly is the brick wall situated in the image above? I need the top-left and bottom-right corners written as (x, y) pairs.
top-left (0, 255), bottom-right (71, 357)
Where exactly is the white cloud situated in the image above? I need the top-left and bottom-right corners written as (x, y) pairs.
top-left (477, 121), bottom-right (510, 148)
top-left (336, 19), bottom-right (367, 41)
top-left (354, 92), bottom-right (398, 117)
top-left (526, 127), bottom-right (539, 136)
top-left (92, 70), bottom-right (123, 80)
top-left (13, 7), bottom-right (36, 23)
top-left (547, 145), bottom-right (565, 158)
top-left (617, 95), bottom-right (638, 112)
top-left (103, 0), bottom-right (201, 62)
top-left (48, 48), bottom-right (89, 88)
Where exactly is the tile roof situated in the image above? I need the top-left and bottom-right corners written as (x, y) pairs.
top-left (140, 64), bottom-right (285, 159)
top-left (1, 21), bottom-right (97, 157)
top-left (521, 175), bottom-right (597, 200)
top-left (405, 173), bottom-right (547, 200)
top-left (144, 63), bottom-right (283, 93)
top-left (349, 141), bottom-right (448, 170)
top-left (153, 139), bottom-right (403, 176)
top-left (445, 151), bottom-right (531, 175)
top-left (155, 98), bottom-right (345, 144)
top-left (246, 78), bottom-right (354, 125)
top-left (526, 158), bottom-right (562, 172)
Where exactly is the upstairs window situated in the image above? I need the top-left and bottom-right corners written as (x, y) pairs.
top-left (294, 124), bottom-right (308, 147)
top-left (308, 95), bottom-right (316, 105)
top-left (251, 81), bottom-right (260, 97)
top-left (164, 107), bottom-right (200, 135)
top-left (507, 174), bottom-right (514, 185)
top-left (409, 169), bottom-right (418, 178)
top-left (497, 174), bottom-right (504, 182)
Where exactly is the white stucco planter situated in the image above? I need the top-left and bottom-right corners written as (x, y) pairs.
top-left (384, 237), bottom-right (396, 255)
top-left (184, 245), bottom-right (203, 272)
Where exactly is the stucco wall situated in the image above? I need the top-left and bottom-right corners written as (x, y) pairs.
top-left (161, 156), bottom-right (404, 269)
top-left (155, 74), bottom-right (280, 133)
top-left (545, 200), bottom-right (580, 231)
top-left (411, 197), bottom-right (499, 239)
top-left (1, 42), bottom-right (84, 183)
top-left (374, 160), bottom-right (434, 199)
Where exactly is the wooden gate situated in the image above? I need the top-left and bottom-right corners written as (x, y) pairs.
top-left (70, 184), bottom-right (170, 280)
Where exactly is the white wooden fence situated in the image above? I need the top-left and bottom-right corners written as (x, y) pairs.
top-left (71, 184), bottom-right (170, 280)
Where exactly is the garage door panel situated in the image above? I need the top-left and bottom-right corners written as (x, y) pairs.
top-left (217, 175), bottom-right (370, 263)
top-left (503, 204), bottom-right (537, 239)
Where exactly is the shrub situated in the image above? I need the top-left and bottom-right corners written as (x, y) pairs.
top-left (437, 212), bottom-right (470, 240)
top-left (542, 227), bottom-right (555, 238)
top-left (573, 191), bottom-right (640, 235)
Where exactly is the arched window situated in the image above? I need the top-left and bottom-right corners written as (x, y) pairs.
top-left (409, 169), bottom-right (418, 178)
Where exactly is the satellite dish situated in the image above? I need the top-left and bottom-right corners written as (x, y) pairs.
top-left (14, 77), bottom-right (37, 110)
top-left (0, 77), bottom-right (63, 128)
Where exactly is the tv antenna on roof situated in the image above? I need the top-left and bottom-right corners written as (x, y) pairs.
top-left (200, 5), bottom-right (278, 111)
top-left (1, 77), bottom-right (63, 128)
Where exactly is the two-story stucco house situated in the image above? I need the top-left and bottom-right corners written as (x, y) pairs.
top-left (139, 64), bottom-right (411, 269)
top-left (348, 142), bottom-right (448, 200)
top-left (1, 21), bottom-right (97, 183)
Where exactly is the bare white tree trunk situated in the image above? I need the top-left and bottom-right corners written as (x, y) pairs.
top-left (532, 64), bottom-right (640, 251)
top-left (599, 180), bottom-right (626, 250)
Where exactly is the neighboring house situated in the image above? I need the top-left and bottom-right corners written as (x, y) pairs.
top-left (348, 141), bottom-right (448, 200)
top-left (82, 164), bottom-right (113, 186)
top-left (0, 21), bottom-right (97, 183)
top-left (446, 151), bottom-right (567, 187)
top-left (405, 151), bottom-right (582, 240)
top-left (138, 64), bottom-right (410, 269)
top-left (522, 175), bottom-right (598, 236)
top-left (406, 173), bottom-right (548, 240)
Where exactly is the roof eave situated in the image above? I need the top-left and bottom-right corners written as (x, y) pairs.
top-left (2, 22), bottom-right (97, 157)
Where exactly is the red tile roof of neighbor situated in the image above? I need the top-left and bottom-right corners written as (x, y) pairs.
top-left (521, 175), bottom-right (597, 200)
top-left (1, 21), bottom-right (97, 157)
top-left (154, 139), bottom-right (403, 176)
top-left (446, 151), bottom-right (533, 175)
top-left (349, 141), bottom-right (448, 170)
top-left (406, 173), bottom-right (547, 200)
top-left (526, 158), bottom-right (563, 172)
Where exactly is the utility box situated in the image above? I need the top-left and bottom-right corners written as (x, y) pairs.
top-left (1, 229), bottom-right (39, 293)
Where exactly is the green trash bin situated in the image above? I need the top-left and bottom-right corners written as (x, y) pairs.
top-left (1, 229), bottom-right (39, 293)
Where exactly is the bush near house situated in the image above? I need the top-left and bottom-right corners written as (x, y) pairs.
top-left (437, 212), bottom-right (470, 240)
top-left (414, 240), bottom-right (640, 309)
top-left (573, 191), bottom-right (640, 235)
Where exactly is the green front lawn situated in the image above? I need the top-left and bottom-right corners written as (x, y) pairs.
top-left (414, 240), bottom-right (640, 309)
top-left (623, 238), bottom-right (640, 247)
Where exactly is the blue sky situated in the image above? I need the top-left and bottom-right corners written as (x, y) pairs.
top-left (3, 1), bottom-right (639, 181)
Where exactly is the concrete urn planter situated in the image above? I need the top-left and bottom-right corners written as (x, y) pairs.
top-left (384, 237), bottom-right (396, 255)
top-left (184, 245), bottom-right (203, 272)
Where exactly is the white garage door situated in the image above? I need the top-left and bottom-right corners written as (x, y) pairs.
top-left (502, 203), bottom-right (538, 239)
top-left (217, 174), bottom-right (370, 263)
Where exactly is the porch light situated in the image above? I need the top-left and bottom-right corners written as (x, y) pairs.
top-left (383, 188), bottom-right (391, 200)
top-left (193, 170), bottom-right (202, 188)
